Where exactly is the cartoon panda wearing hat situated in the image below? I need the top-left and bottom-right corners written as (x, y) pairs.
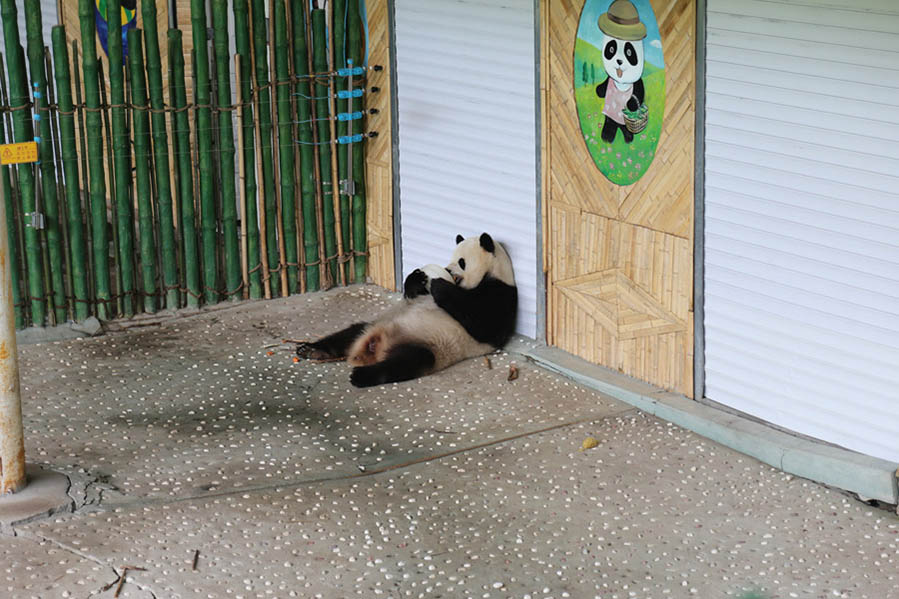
top-left (595, 0), bottom-right (646, 144)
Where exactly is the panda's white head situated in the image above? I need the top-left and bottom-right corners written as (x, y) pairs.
top-left (445, 233), bottom-right (515, 290)
top-left (601, 34), bottom-right (644, 85)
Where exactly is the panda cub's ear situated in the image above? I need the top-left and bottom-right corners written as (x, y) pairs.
top-left (455, 234), bottom-right (464, 244)
top-left (479, 233), bottom-right (495, 253)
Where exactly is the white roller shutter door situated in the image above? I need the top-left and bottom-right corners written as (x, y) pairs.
top-left (394, 0), bottom-right (538, 338)
top-left (0, 1), bottom-right (58, 57)
top-left (703, 0), bottom-right (899, 462)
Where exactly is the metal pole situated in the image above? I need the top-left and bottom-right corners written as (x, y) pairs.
top-left (0, 179), bottom-right (25, 495)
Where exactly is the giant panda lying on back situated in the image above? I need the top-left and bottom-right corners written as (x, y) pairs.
top-left (296, 233), bottom-right (517, 387)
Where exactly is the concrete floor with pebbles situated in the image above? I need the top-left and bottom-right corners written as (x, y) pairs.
top-left (2, 286), bottom-right (895, 598)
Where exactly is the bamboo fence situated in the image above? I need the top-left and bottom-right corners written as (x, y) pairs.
top-left (0, 0), bottom-right (375, 328)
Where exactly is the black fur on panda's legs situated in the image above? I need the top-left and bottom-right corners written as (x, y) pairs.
top-left (350, 343), bottom-right (436, 387)
top-left (296, 322), bottom-right (368, 360)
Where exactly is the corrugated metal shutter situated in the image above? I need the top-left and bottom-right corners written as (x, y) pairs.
top-left (703, 0), bottom-right (899, 462)
top-left (394, 0), bottom-right (538, 338)
top-left (0, 1), bottom-right (58, 57)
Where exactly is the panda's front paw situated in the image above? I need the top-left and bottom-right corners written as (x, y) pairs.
top-left (429, 277), bottom-right (453, 303)
top-left (403, 269), bottom-right (429, 299)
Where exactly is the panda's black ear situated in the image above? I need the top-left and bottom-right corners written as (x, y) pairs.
top-left (455, 234), bottom-right (464, 244)
top-left (479, 233), bottom-right (495, 253)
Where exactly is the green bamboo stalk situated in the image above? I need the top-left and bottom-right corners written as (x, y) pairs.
top-left (168, 29), bottom-right (200, 308)
top-left (0, 52), bottom-right (22, 328)
top-left (50, 27), bottom-right (88, 322)
top-left (332, 0), bottom-right (351, 281)
top-left (272, 0), bottom-right (298, 294)
top-left (1, 0), bottom-right (44, 326)
top-left (189, 0), bottom-right (217, 304)
top-left (249, 0), bottom-right (280, 297)
top-left (311, 8), bottom-right (338, 284)
top-left (71, 41), bottom-right (95, 311)
top-left (290, 0), bottom-right (321, 292)
top-left (24, 0), bottom-right (65, 323)
top-left (232, 0), bottom-right (263, 299)
top-left (140, 0), bottom-right (178, 310)
top-left (105, 0), bottom-right (134, 316)
top-left (211, 0), bottom-right (242, 301)
top-left (77, 0), bottom-right (110, 320)
top-left (126, 29), bottom-right (156, 313)
top-left (348, 0), bottom-right (367, 283)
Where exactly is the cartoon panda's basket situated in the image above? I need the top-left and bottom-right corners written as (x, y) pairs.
top-left (623, 104), bottom-right (649, 134)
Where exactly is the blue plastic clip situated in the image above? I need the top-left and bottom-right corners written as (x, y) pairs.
top-left (33, 90), bottom-right (41, 99)
top-left (337, 66), bottom-right (365, 77)
top-left (336, 111), bottom-right (364, 122)
top-left (337, 134), bottom-right (364, 145)
top-left (33, 136), bottom-right (41, 143)
top-left (33, 114), bottom-right (41, 122)
top-left (336, 88), bottom-right (364, 100)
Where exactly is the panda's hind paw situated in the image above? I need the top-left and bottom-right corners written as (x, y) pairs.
top-left (296, 342), bottom-right (338, 361)
top-left (350, 366), bottom-right (385, 388)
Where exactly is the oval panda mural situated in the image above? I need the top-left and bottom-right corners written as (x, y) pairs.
top-left (575, 0), bottom-right (665, 186)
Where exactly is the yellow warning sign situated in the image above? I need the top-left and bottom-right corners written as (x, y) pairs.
top-left (0, 142), bottom-right (38, 165)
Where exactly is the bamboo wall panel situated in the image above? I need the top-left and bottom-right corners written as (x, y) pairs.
top-left (364, 0), bottom-right (395, 291)
top-left (545, 0), bottom-right (695, 396)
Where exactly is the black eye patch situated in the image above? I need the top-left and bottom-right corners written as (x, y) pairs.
top-left (604, 39), bottom-right (617, 60)
top-left (624, 42), bottom-right (638, 66)
top-left (458, 258), bottom-right (466, 270)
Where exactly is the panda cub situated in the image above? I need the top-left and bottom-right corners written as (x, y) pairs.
top-left (296, 233), bottom-right (518, 387)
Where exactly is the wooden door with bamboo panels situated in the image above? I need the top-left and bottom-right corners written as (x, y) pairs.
top-left (542, 0), bottom-right (695, 396)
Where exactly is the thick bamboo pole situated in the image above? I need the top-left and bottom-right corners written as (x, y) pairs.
top-left (127, 30), bottom-right (156, 313)
top-left (77, 0), bottom-right (110, 320)
top-left (0, 53), bottom-right (23, 329)
top-left (211, 0), bottom-right (242, 301)
top-left (326, 3), bottom-right (346, 286)
top-left (106, 0), bottom-right (134, 316)
top-left (50, 28), bottom-right (88, 322)
top-left (168, 30), bottom-right (200, 308)
top-left (269, 0), bottom-right (288, 297)
top-left (272, 0), bottom-right (297, 295)
top-left (235, 55), bottom-right (249, 299)
top-left (332, 0), bottom-right (350, 281)
top-left (24, 0), bottom-right (65, 323)
top-left (1, 0), bottom-right (44, 326)
top-left (98, 62), bottom-right (123, 316)
top-left (311, 8), bottom-right (338, 285)
top-left (232, 0), bottom-right (263, 299)
top-left (190, 0), bottom-right (217, 304)
top-left (248, 0), bottom-right (279, 298)
top-left (71, 41), bottom-right (95, 312)
top-left (290, 0), bottom-right (321, 292)
top-left (140, 0), bottom-right (178, 310)
top-left (347, 0), bottom-right (367, 283)
top-left (0, 177), bottom-right (25, 494)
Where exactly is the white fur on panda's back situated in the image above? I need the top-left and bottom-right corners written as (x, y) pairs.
top-left (366, 296), bottom-right (493, 371)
